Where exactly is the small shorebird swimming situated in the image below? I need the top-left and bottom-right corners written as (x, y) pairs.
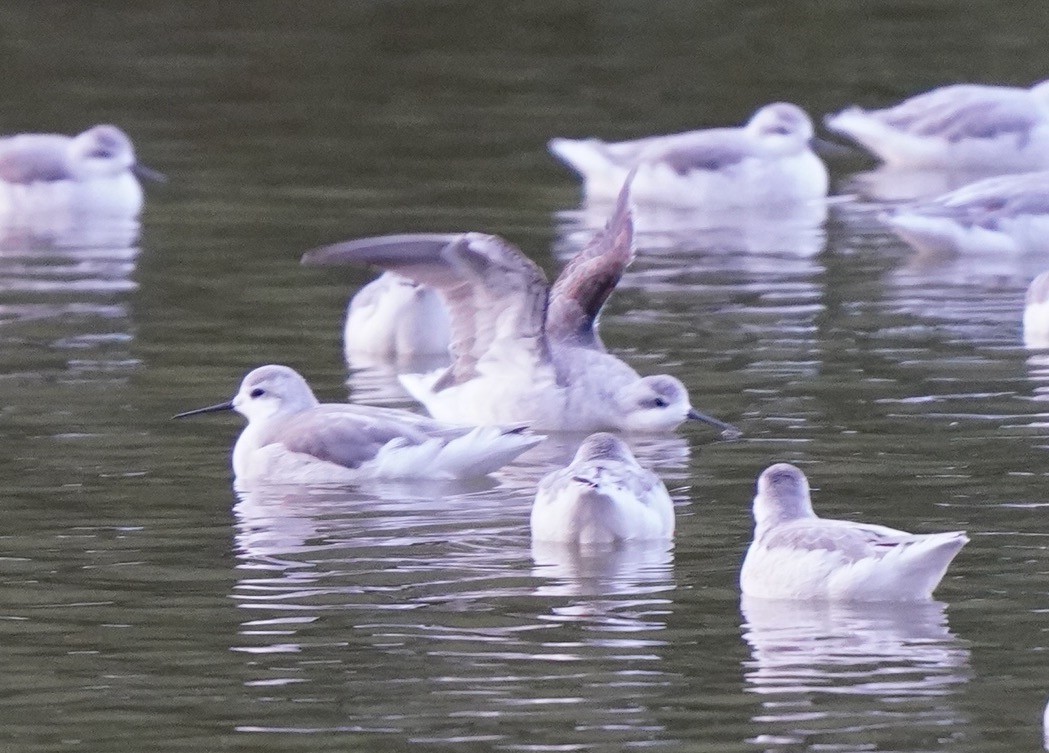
top-left (825, 80), bottom-right (1049, 170)
top-left (302, 177), bottom-right (739, 436)
top-left (740, 463), bottom-right (968, 601)
top-left (343, 271), bottom-right (451, 360)
top-left (174, 364), bottom-right (544, 485)
top-left (0, 124), bottom-right (165, 218)
top-left (530, 432), bottom-right (674, 544)
top-left (1025, 271), bottom-right (1049, 348)
top-left (548, 102), bottom-right (828, 208)
top-left (881, 170), bottom-right (1049, 255)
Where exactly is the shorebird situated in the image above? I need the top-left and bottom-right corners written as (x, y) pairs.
top-left (530, 432), bottom-right (674, 544)
top-left (343, 271), bottom-right (451, 360)
top-left (825, 80), bottom-right (1049, 170)
top-left (0, 124), bottom-right (164, 217)
top-left (174, 364), bottom-right (544, 484)
top-left (548, 102), bottom-right (828, 208)
top-left (302, 177), bottom-right (739, 436)
top-left (882, 170), bottom-right (1049, 255)
top-left (740, 463), bottom-right (968, 601)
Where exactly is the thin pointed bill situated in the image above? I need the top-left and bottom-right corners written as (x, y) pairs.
top-left (810, 137), bottom-right (866, 160)
top-left (687, 407), bottom-right (741, 439)
top-left (172, 400), bottom-right (234, 419)
top-left (132, 162), bottom-right (168, 183)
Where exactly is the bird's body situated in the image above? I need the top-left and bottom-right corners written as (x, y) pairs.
top-left (531, 432), bottom-right (673, 544)
top-left (1025, 271), bottom-right (1049, 348)
top-left (344, 271), bottom-right (452, 360)
top-left (175, 364), bottom-right (543, 485)
top-left (740, 463), bottom-right (968, 601)
top-left (549, 103), bottom-right (828, 208)
top-left (303, 178), bottom-right (738, 436)
top-left (882, 171), bottom-right (1049, 255)
top-left (825, 81), bottom-right (1049, 169)
top-left (0, 125), bottom-right (164, 218)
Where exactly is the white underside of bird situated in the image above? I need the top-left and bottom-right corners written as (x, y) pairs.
top-left (530, 432), bottom-right (674, 545)
top-left (741, 463), bottom-right (967, 602)
top-left (234, 419), bottom-right (540, 485)
top-left (343, 271), bottom-right (451, 360)
top-left (741, 520), bottom-right (969, 601)
top-left (826, 81), bottom-right (1049, 169)
top-left (882, 171), bottom-right (1049, 255)
top-left (549, 140), bottom-right (828, 209)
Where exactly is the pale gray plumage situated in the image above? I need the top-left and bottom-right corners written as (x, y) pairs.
top-left (549, 103), bottom-right (827, 208)
top-left (826, 81), bottom-right (1049, 169)
top-left (882, 171), bottom-right (1049, 255)
top-left (741, 463), bottom-right (968, 601)
top-left (302, 178), bottom-right (738, 435)
top-left (531, 432), bottom-right (674, 543)
top-left (174, 364), bottom-right (543, 484)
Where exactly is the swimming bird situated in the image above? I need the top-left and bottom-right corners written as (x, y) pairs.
top-left (740, 463), bottom-right (968, 601)
top-left (1025, 271), bottom-right (1049, 348)
top-left (173, 364), bottom-right (544, 484)
top-left (0, 124), bottom-right (165, 218)
top-left (344, 271), bottom-right (452, 360)
top-left (302, 178), bottom-right (739, 436)
top-left (548, 102), bottom-right (828, 208)
top-left (881, 170), bottom-right (1049, 255)
top-left (530, 432), bottom-right (674, 544)
top-left (825, 80), bottom-right (1049, 169)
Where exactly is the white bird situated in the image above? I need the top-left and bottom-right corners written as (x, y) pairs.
top-left (0, 124), bottom-right (165, 218)
top-left (344, 271), bottom-right (452, 360)
top-left (881, 171), bottom-right (1049, 255)
top-left (1025, 271), bottom-right (1049, 348)
top-left (548, 102), bottom-right (828, 208)
top-left (173, 364), bottom-right (544, 485)
top-left (302, 178), bottom-right (739, 436)
top-left (825, 80), bottom-right (1049, 169)
top-left (1044, 696), bottom-right (1049, 751)
top-left (740, 463), bottom-right (968, 601)
top-left (530, 432), bottom-right (674, 544)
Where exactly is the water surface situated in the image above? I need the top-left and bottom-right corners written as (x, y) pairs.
top-left (1, 2), bottom-right (1049, 751)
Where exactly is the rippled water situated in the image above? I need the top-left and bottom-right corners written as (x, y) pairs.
top-left (3, 2), bottom-right (1049, 751)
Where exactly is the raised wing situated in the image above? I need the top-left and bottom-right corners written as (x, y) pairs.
top-left (545, 174), bottom-right (634, 350)
top-left (761, 518), bottom-right (913, 563)
top-left (303, 232), bottom-right (551, 386)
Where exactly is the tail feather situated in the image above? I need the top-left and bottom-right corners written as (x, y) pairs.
top-left (548, 137), bottom-right (615, 179)
top-left (435, 426), bottom-right (544, 477)
top-left (823, 108), bottom-right (891, 158)
top-left (895, 531), bottom-right (968, 598)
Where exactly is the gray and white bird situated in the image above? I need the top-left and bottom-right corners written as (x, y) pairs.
top-left (882, 170), bottom-right (1049, 255)
top-left (740, 463), bottom-right (968, 601)
top-left (343, 271), bottom-right (452, 360)
top-left (549, 102), bottom-right (828, 208)
top-left (0, 124), bottom-right (164, 217)
top-left (174, 364), bottom-right (544, 485)
top-left (530, 432), bottom-right (674, 544)
top-left (302, 178), bottom-right (738, 436)
top-left (825, 80), bottom-right (1049, 169)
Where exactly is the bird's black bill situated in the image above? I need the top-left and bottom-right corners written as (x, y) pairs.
top-left (810, 137), bottom-right (866, 160)
top-left (687, 408), bottom-right (742, 439)
top-left (172, 400), bottom-right (234, 419)
top-left (133, 163), bottom-right (168, 183)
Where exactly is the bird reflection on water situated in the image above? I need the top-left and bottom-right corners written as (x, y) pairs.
top-left (741, 596), bottom-right (971, 750)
